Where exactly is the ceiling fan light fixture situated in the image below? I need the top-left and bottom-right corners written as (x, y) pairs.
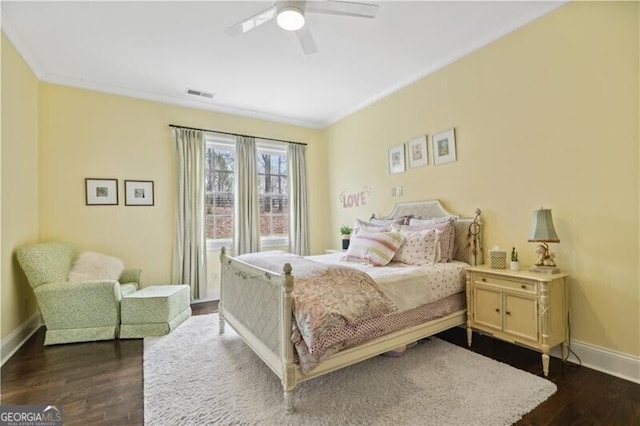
top-left (277, 6), bottom-right (305, 31)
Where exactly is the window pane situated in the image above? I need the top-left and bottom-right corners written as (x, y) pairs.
top-left (257, 149), bottom-right (288, 238)
top-left (206, 143), bottom-right (235, 240)
top-left (260, 196), bottom-right (289, 236)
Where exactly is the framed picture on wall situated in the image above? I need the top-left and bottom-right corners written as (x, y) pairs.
top-left (85, 178), bottom-right (118, 205)
top-left (125, 180), bottom-right (154, 206)
top-left (432, 128), bottom-right (457, 165)
top-left (407, 135), bottom-right (428, 168)
top-left (388, 144), bottom-right (406, 174)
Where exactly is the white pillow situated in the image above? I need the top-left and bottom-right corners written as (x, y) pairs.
top-left (393, 229), bottom-right (438, 265)
top-left (353, 219), bottom-right (388, 235)
top-left (68, 251), bottom-right (124, 282)
top-left (402, 217), bottom-right (457, 262)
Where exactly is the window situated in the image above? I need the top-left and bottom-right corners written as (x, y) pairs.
top-left (205, 137), bottom-right (234, 245)
top-left (205, 135), bottom-right (289, 250)
top-left (258, 146), bottom-right (289, 242)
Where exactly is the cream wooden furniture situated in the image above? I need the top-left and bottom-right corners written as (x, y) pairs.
top-left (219, 200), bottom-right (483, 413)
top-left (465, 265), bottom-right (569, 376)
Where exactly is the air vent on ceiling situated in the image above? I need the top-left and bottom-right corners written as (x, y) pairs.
top-left (186, 88), bottom-right (215, 99)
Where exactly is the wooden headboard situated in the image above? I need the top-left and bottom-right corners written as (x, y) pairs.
top-left (373, 200), bottom-right (483, 266)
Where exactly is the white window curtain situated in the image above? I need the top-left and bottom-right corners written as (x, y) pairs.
top-left (172, 128), bottom-right (207, 300)
top-left (234, 136), bottom-right (261, 255)
top-left (288, 143), bottom-right (310, 255)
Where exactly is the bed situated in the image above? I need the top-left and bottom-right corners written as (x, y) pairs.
top-left (218, 200), bottom-right (483, 413)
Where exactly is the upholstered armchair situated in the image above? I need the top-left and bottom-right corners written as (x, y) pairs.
top-left (16, 242), bottom-right (141, 345)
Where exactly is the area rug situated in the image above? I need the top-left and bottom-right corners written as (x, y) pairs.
top-left (144, 314), bottom-right (556, 425)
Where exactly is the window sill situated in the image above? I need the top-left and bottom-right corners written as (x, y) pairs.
top-left (206, 237), bottom-right (289, 252)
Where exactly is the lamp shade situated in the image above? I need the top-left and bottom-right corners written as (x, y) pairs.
top-left (528, 208), bottom-right (560, 242)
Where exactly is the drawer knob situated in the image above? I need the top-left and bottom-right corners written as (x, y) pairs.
top-left (495, 308), bottom-right (500, 313)
top-left (482, 278), bottom-right (487, 282)
top-left (506, 311), bottom-right (511, 316)
top-left (521, 285), bottom-right (526, 289)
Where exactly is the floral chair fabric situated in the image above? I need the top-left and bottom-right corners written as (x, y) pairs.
top-left (16, 242), bottom-right (141, 345)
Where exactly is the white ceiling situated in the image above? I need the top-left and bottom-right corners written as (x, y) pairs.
top-left (1, 1), bottom-right (565, 129)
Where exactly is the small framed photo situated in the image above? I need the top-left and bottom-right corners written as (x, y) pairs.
top-left (407, 135), bottom-right (428, 168)
top-left (85, 178), bottom-right (118, 205)
top-left (125, 180), bottom-right (154, 206)
top-left (388, 144), bottom-right (406, 174)
top-left (432, 128), bottom-right (457, 165)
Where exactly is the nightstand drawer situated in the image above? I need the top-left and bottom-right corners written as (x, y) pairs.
top-left (474, 274), bottom-right (536, 294)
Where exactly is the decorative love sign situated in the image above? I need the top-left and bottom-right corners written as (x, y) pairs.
top-left (339, 186), bottom-right (371, 209)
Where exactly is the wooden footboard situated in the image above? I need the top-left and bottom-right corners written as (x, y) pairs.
top-left (218, 247), bottom-right (297, 413)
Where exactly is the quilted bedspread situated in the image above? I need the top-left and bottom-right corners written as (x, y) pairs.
top-left (235, 251), bottom-right (397, 366)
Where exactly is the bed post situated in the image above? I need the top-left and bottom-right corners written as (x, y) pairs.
top-left (218, 247), bottom-right (226, 335)
top-left (465, 273), bottom-right (473, 346)
top-left (467, 208), bottom-right (483, 266)
top-left (280, 263), bottom-right (296, 414)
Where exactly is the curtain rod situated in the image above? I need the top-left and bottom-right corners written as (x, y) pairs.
top-left (169, 124), bottom-right (307, 146)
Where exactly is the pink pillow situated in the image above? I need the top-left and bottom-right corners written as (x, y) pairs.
top-left (344, 230), bottom-right (405, 266)
top-left (400, 218), bottom-right (456, 262)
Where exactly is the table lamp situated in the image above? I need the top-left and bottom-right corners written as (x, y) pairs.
top-left (528, 208), bottom-right (560, 273)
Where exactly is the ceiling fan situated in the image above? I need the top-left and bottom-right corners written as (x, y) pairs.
top-left (224, 0), bottom-right (379, 55)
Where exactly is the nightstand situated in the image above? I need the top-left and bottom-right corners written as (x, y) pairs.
top-left (465, 265), bottom-right (569, 376)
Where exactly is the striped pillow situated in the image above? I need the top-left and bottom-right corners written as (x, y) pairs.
top-left (344, 230), bottom-right (405, 266)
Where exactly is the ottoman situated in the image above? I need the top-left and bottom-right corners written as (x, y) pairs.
top-left (119, 285), bottom-right (191, 338)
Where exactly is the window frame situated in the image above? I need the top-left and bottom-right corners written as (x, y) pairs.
top-left (204, 135), bottom-right (289, 251)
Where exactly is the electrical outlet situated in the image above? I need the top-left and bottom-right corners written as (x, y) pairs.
top-left (397, 186), bottom-right (403, 196)
top-left (391, 187), bottom-right (396, 197)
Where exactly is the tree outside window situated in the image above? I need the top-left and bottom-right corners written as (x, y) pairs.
top-left (205, 137), bottom-right (288, 248)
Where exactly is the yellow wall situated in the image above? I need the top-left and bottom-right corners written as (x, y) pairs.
top-left (326, 2), bottom-right (639, 357)
top-left (1, 33), bottom-right (41, 338)
top-left (2, 2), bottom-right (638, 363)
top-left (38, 84), bottom-right (330, 294)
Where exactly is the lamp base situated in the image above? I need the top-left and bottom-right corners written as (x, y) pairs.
top-left (529, 265), bottom-right (561, 274)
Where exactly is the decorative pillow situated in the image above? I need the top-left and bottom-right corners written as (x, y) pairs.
top-left (344, 230), bottom-right (405, 266)
top-left (354, 224), bottom-right (391, 235)
top-left (68, 251), bottom-right (125, 282)
top-left (393, 229), bottom-right (438, 265)
top-left (368, 216), bottom-right (409, 226)
top-left (409, 216), bottom-right (456, 226)
top-left (397, 218), bottom-right (456, 262)
top-left (354, 217), bottom-right (407, 235)
top-left (353, 219), bottom-right (391, 235)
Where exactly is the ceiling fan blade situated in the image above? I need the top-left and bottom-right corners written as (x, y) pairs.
top-left (305, 0), bottom-right (378, 18)
top-left (224, 5), bottom-right (277, 37)
top-left (295, 25), bottom-right (318, 55)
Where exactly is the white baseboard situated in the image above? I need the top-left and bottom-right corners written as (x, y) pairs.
top-left (1, 312), bottom-right (42, 366)
top-left (551, 339), bottom-right (640, 384)
top-left (192, 297), bottom-right (219, 305)
top-left (464, 325), bottom-right (639, 384)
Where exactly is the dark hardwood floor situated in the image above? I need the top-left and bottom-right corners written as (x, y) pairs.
top-left (437, 329), bottom-right (640, 426)
top-left (2, 301), bottom-right (639, 425)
